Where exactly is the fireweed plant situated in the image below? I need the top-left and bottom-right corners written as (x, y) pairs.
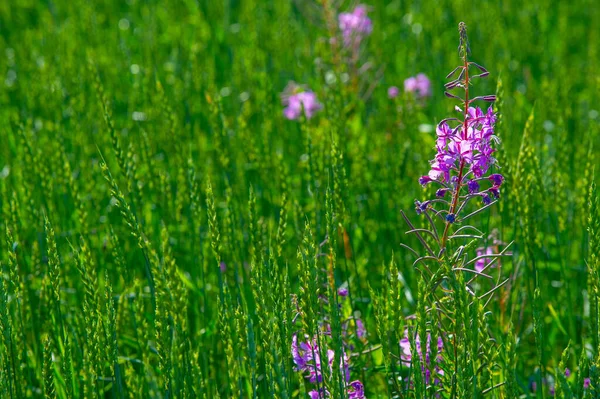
top-left (404, 73), bottom-right (432, 99)
top-left (398, 23), bottom-right (514, 397)
top-left (323, 3), bottom-right (381, 99)
top-left (281, 81), bottom-right (323, 120)
top-left (337, 4), bottom-right (373, 89)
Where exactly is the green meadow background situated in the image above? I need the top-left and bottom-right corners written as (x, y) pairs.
top-left (0, 0), bottom-right (599, 397)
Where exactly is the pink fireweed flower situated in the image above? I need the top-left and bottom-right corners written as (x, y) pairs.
top-left (281, 82), bottom-right (322, 120)
top-left (467, 179), bottom-right (480, 194)
top-left (291, 334), bottom-right (349, 384)
top-left (308, 390), bottom-right (322, 399)
top-left (308, 381), bottom-right (365, 399)
top-left (474, 235), bottom-right (510, 272)
top-left (436, 188), bottom-right (449, 198)
top-left (564, 368), bottom-right (571, 378)
top-left (399, 329), bottom-right (444, 385)
top-left (427, 106), bottom-right (499, 183)
top-left (388, 86), bottom-right (399, 99)
top-left (292, 333), bottom-right (366, 397)
top-left (404, 73), bottom-right (432, 98)
top-left (355, 319), bottom-right (367, 339)
top-left (475, 246), bottom-right (496, 273)
top-left (338, 5), bottom-right (372, 47)
top-left (347, 380), bottom-right (366, 398)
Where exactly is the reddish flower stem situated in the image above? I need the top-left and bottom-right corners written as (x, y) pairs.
top-left (441, 52), bottom-right (470, 250)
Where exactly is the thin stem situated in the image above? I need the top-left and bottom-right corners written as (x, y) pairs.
top-left (441, 160), bottom-right (465, 247)
top-left (401, 210), bottom-right (437, 257)
top-left (440, 47), bottom-right (470, 249)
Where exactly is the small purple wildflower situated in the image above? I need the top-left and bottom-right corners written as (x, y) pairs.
top-left (291, 334), bottom-right (308, 370)
top-left (291, 334), bottom-right (350, 384)
top-left (356, 319), bottom-right (367, 339)
top-left (219, 261), bottom-right (226, 273)
top-left (584, 377), bottom-right (591, 389)
top-left (338, 287), bottom-right (349, 297)
top-left (467, 179), bottom-right (480, 194)
top-left (293, 333), bottom-right (366, 398)
top-left (481, 193), bottom-right (491, 205)
top-left (388, 86), bottom-right (399, 99)
top-left (530, 380), bottom-right (537, 393)
top-left (281, 82), bottom-right (322, 120)
top-left (308, 390), bottom-right (322, 399)
top-left (488, 186), bottom-right (500, 199)
top-left (419, 175), bottom-right (433, 186)
top-left (415, 200), bottom-right (429, 215)
top-left (489, 173), bottom-right (504, 186)
top-left (446, 213), bottom-right (456, 223)
top-left (348, 380), bottom-right (366, 399)
top-left (404, 73), bottom-right (432, 98)
top-left (399, 329), bottom-right (444, 386)
top-left (564, 368), bottom-right (571, 378)
top-left (475, 246), bottom-right (496, 273)
top-left (291, 335), bottom-right (334, 383)
top-left (474, 235), bottom-right (510, 272)
top-left (436, 188), bottom-right (449, 198)
top-left (399, 338), bottom-right (410, 365)
top-left (338, 5), bottom-right (372, 47)
top-left (308, 381), bottom-right (366, 399)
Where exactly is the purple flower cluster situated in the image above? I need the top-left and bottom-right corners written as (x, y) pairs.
top-left (308, 381), bottom-right (365, 399)
top-left (338, 5), bottom-right (372, 47)
top-left (292, 335), bottom-right (365, 398)
top-left (399, 329), bottom-right (444, 386)
top-left (281, 82), bottom-right (322, 120)
top-left (355, 319), bottom-right (367, 340)
top-left (404, 73), bottom-right (432, 98)
top-left (388, 74), bottom-right (431, 100)
top-left (292, 334), bottom-right (345, 383)
top-left (424, 106), bottom-right (499, 186)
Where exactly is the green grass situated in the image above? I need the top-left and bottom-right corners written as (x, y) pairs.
top-left (0, 0), bottom-right (599, 397)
